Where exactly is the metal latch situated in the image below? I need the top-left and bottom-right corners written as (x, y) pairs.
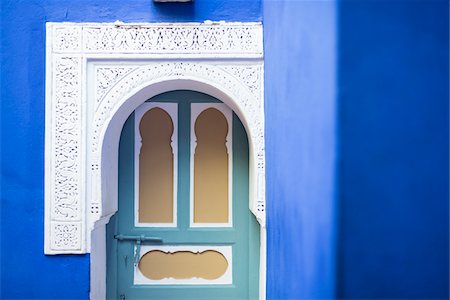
top-left (114, 234), bottom-right (162, 266)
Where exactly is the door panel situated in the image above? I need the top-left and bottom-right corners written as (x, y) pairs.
top-left (106, 90), bottom-right (259, 300)
top-left (136, 104), bottom-right (176, 225)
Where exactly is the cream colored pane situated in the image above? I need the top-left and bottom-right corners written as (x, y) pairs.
top-left (139, 107), bottom-right (174, 223)
top-left (139, 250), bottom-right (228, 280)
top-left (194, 108), bottom-right (229, 223)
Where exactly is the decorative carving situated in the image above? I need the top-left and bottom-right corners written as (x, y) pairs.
top-left (82, 24), bottom-right (262, 55)
top-left (89, 159), bottom-right (101, 220)
top-left (52, 56), bottom-right (82, 221)
top-left (46, 23), bottom-right (264, 255)
top-left (221, 65), bottom-right (262, 99)
top-left (53, 26), bottom-right (82, 52)
top-left (92, 64), bottom-right (263, 160)
top-left (96, 67), bottom-right (136, 105)
top-left (92, 62), bottom-right (266, 223)
top-left (51, 222), bottom-right (82, 250)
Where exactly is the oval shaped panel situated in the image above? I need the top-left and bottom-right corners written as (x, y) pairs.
top-left (139, 250), bottom-right (228, 280)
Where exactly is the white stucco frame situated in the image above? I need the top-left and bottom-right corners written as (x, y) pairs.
top-left (45, 22), bottom-right (265, 299)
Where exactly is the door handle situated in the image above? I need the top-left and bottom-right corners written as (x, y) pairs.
top-left (114, 234), bottom-right (162, 266)
top-left (114, 234), bottom-right (162, 243)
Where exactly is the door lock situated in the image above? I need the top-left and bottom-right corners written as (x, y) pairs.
top-left (114, 234), bottom-right (163, 265)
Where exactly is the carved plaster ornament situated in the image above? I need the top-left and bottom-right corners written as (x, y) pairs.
top-left (46, 22), bottom-right (264, 254)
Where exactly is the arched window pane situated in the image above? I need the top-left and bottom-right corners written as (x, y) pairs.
top-left (193, 108), bottom-right (229, 223)
top-left (139, 107), bottom-right (174, 223)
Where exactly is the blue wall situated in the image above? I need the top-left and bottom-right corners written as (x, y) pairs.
top-left (1, 1), bottom-right (261, 299)
top-left (2, 0), bottom-right (449, 299)
top-left (264, 1), bottom-right (337, 299)
top-left (337, 0), bottom-right (449, 299)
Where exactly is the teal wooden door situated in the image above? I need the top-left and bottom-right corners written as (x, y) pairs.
top-left (106, 91), bottom-right (259, 300)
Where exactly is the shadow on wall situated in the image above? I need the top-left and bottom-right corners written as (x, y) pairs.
top-left (337, 0), bottom-right (449, 299)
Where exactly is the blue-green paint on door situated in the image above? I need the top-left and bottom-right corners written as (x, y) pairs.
top-left (107, 90), bottom-right (259, 300)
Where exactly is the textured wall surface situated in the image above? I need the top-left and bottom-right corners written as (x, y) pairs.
top-left (337, 1), bottom-right (449, 299)
top-left (264, 1), bottom-right (337, 299)
top-left (1, 1), bottom-right (261, 299)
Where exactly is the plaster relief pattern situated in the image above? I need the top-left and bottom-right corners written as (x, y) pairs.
top-left (49, 55), bottom-right (83, 251)
top-left (46, 23), bottom-right (264, 254)
top-left (82, 24), bottom-right (262, 54)
top-left (52, 56), bottom-right (82, 220)
top-left (53, 26), bottom-right (82, 52)
top-left (51, 222), bottom-right (82, 251)
top-left (221, 65), bottom-right (262, 99)
top-left (96, 67), bottom-right (137, 105)
top-left (92, 63), bottom-right (263, 154)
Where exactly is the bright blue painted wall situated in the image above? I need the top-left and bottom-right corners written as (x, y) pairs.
top-left (264, 1), bottom-right (337, 299)
top-left (337, 1), bottom-right (449, 299)
top-left (1, 1), bottom-right (261, 299)
top-left (2, 0), bottom-right (449, 299)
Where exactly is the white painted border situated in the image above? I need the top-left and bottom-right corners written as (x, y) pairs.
top-left (134, 102), bottom-right (178, 228)
top-left (45, 22), bottom-right (266, 300)
top-left (134, 245), bottom-right (232, 285)
top-left (190, 103), bottom-right (233, 228)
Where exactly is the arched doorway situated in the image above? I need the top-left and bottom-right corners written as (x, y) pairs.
top-left (44, 22), bottom-right (265, 300)
top-left (106, 91), bottom-right (260, 299)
